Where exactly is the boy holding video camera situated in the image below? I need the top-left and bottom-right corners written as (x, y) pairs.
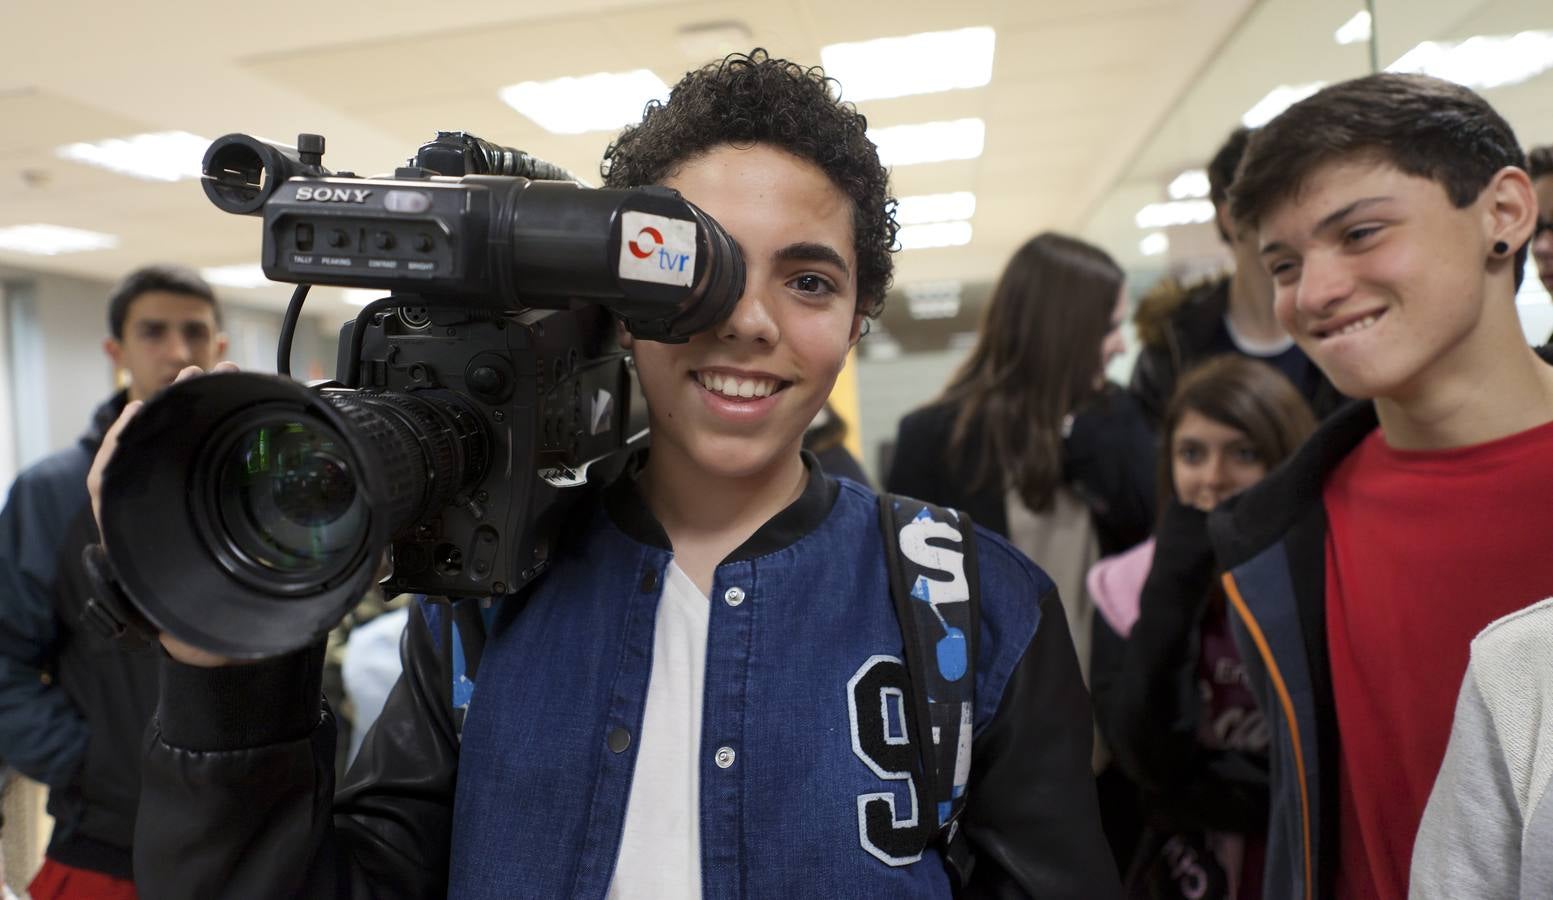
top-left (90, 51), bottom-right (1118, 898)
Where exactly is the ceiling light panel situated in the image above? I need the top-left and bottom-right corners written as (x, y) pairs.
top-left (895, 192), bottom-right (977, 225)
top-left (1135, 200), bottom-right (1216, 229)
top-left (821, 27), bottom-right (996, 102)
top-left (871, 119), bottom-right (986, 167)
top-left (897, 221), bottom-right (973, 250)
top-left (0, 224), bottom-right (118, 256)
top-left (500, 70), bottom-right (670, 135)
top-left (1168, 169), bottom-right (1210, 200)
top-left (1388, 32), bottom-right (1553, 90)
top-left (905, 280), bottom-right (963, 320)
top-left (1335, 11), bottom-right (1372, 46)
top-left (55, 131), bottom-right (209, 182)
top-left (1242, 82), bottom-right (1326, 128)
top-left (1139, 232), bottom-right (1170, 257)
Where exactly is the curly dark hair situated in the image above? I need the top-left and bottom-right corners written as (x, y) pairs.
top-left (602, 49), bottom-right (897, 318)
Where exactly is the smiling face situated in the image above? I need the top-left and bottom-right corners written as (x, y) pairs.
top-left (1258, 159), bottom-right (1510, 401)
top-left (1171, 409), bottom-right (1268, 511)
top-left (1534, 175), bottom-right (1553, 296)
top-left (620, 143), bottom-right (863, 483)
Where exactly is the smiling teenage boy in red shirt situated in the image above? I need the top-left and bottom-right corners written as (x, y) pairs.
top-left (1204, 73), bottom-right (1553, 900)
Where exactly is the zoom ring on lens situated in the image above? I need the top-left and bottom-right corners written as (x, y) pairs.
top-left (318, 393), bottom-right (430, 533)
top-left (364, 390), bottom-right (488, 518)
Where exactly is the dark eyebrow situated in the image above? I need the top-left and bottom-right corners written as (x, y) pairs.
top-left (1260, 195), bottom-right (1393, 257)
top-left (774, 241), bottom-right (851, 278)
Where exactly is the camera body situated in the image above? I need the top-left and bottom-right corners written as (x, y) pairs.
top-left (94, 131), bottom-right (743, 658)
top-left (337, 301), bottom-right (643, 599)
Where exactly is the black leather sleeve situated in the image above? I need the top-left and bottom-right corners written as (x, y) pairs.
top-left (1063, 388), bottom-right (1158, 555)
top-left (134, 604), bottom-right (457, 899)
top-left (960, 590), bottom-right (1123, 899)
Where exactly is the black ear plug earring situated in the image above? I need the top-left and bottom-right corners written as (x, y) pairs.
top-left (1494, 240), bottom-right (1510, 255)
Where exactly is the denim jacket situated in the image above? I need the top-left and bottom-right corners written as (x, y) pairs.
top-left (135, 459), bottom-right (1119, 899)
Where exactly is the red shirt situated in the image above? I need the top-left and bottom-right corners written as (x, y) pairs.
top-left (1324, 419), bottom-right (1553, 899)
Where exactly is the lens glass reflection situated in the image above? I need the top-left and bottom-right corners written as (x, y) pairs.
top-left (216, 421), bottom-right (366, 575)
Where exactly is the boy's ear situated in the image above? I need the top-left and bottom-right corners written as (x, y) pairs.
top-left (1484, 165), bottom-right (1538, 254)
top-left (848, 313), bottom-right (864, 348)
top-left (615, 318), bottom-right (635, 351)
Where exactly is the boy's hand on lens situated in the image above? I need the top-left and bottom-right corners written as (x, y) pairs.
top-left (89, 362), bottom-right (240, 531)
top-left (88, 398), bottom-right (141, 535)
top-left (88, 362), bottom-right (244, 668)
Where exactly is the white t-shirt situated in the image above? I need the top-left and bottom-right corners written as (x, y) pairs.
top-left (607, 561), bottom-right (709, 899)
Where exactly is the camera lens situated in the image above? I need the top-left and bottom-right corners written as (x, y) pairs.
top-left (100, 373), bottom-right (493, 658)
top-left (211, 419), bottom-right (368, 582)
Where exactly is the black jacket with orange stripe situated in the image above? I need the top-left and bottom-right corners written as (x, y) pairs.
top-left (1205, 345), bottom-right (1553, 900)
top-left (1205, 400), bottom-right (1371, 900)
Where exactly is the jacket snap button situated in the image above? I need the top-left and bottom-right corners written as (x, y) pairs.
top-left (723, 586), bottom-right (745, 607)
top-left (608, 727), bottom-right (631, 753)
top-left (715, 746), bottom-right (736, 768)
top-left (640, 569), bottom-right (659, 592)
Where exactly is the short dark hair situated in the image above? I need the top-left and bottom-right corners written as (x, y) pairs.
top-left (1231, 73), bottom-right (1528, 287)
top-left (1530, 145), bottom-right (1553, 181)
top-left (1207, 127), bottom-right (1253, 242)
top-left (107, 264), bottom-right (220, 340)
top-left (602, 49), bottom-right (897, 317)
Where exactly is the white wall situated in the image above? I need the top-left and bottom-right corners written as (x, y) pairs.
top-left (1, 268), bottom-right (116, 464)
top-left (855, 349), bottom-right (968, 484)
top-left (0, 287), bottom-right (14, 489)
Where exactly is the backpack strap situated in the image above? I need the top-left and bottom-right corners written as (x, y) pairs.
top-left (877, 493), bottom-right (981, 887)
top-left (421, 594), bottom-right (509, 737)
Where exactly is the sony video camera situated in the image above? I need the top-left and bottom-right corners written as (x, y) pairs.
top-left (92, 132), bottom-right (743, 659)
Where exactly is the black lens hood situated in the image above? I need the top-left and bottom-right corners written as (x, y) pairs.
top-left (100, 372), bottom-right (390, 659)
